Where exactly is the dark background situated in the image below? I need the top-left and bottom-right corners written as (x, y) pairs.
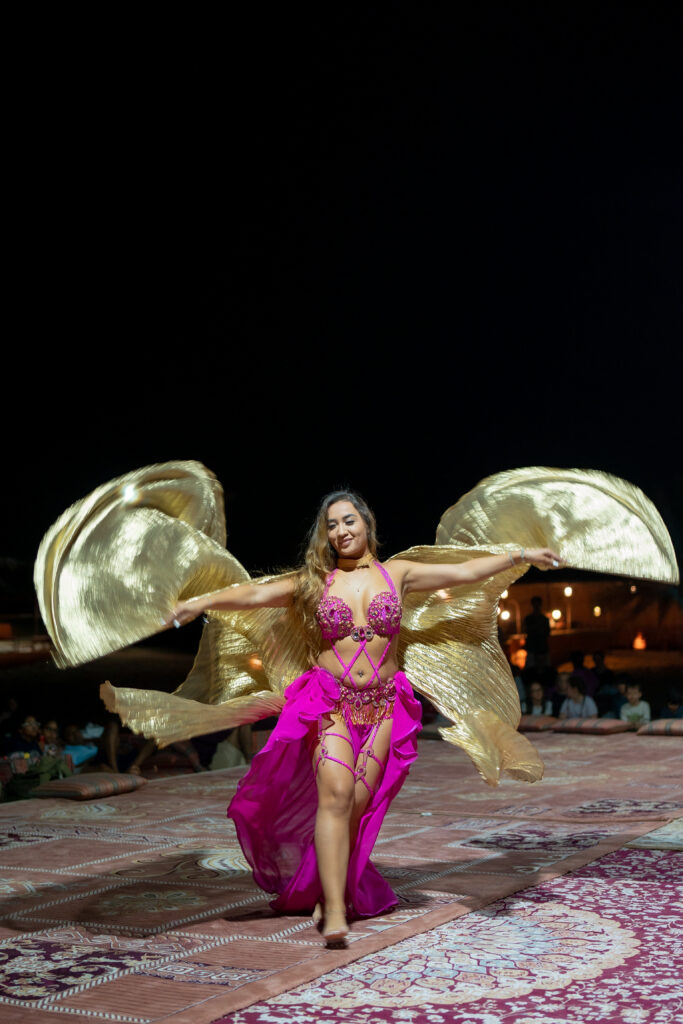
top-left (3, 7), bottom-right (682, 607)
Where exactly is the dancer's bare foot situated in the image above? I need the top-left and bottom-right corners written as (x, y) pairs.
top-left (312, 902), bottom-right (323, 927)
top-left (322, 908), bottom-right (349, 948)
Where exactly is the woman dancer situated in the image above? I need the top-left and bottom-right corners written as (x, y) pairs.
top-left (169, 490), bottom-right (562, 945)
top-left (35, 464), bottom-right (678, 946)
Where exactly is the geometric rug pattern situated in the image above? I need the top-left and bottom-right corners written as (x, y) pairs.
top-left (0, 732), bottom-right (681, 1023)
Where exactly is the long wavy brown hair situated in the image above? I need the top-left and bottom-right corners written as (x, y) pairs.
top-left (294, 490), bottom-right (379, 660)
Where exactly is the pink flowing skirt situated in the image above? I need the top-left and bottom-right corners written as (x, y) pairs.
top-left (227, 667), bottom-right (421, 919)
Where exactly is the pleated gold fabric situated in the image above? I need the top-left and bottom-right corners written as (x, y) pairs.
top-left (35, 462), bottom-right (679, 785)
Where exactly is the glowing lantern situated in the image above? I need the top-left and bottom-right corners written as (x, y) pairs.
top-left (551, 609), bottom-right (562, 621)
top-left (593, 606), bottom-right (602, 617)
top-left (501, 610), bottom-right (511, 621)
top-left (633, 632), bottom-right (647, 650)
top-left (630, 585), bottom-right (637, 593)
top-left (564, 586), bottom-right (573, 597)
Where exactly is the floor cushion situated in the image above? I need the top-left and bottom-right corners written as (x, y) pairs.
top-left (30, 772), bottom-right (147, 800)
top-left (552, 717), bottom-right (630, 734)
top-left (637, 719), bottom-right (683, 736)
top-left (518, 715), bottom-right (558, 731)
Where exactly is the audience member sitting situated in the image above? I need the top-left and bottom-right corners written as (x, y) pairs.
top-left (40, 719), bottom-right (64, 755)
top-left (619, 683), bottom-right (651, 728)
top-left (569, 651), bottom-right (599, 698)
top-left (3, 714), bottom-right (43, 756)
top-left (522, 679), bottom-right (554, 716)
top-left (558, 676), bottom-right (598, 719)
top-left (550, 672), bottom-right (570, 717)
top-left (660, 687), bottom-right (683, 720)
top-left (63, 724), bottom-right (101, 768)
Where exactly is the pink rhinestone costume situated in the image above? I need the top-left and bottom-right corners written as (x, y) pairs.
top-left (314, 561), bottom-right (403, 797)
top-left (228, 561), bottom-right (421, 920)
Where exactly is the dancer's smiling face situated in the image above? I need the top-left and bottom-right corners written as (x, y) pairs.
top-left (326, 501), bottom-right (370, 560)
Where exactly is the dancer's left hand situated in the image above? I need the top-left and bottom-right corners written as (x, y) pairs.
top-left (525, 548), bottom-right (564, 570)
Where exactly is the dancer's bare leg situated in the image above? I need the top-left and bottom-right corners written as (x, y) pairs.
top-left (350, 717), bottom-right (393, 844)
top-left (313, 718), bottom-right (355, 942)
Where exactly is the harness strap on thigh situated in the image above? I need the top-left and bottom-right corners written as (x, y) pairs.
top-left (315, 728), bottom-right (355, 779)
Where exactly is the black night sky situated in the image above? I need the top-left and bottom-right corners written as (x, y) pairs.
top-left (3, 9), bottom-right (682, 606)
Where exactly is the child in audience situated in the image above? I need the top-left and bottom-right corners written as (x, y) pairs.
top-left (660, 688), bottom-right (683, 719)
top-left (619, 683), bottom-right (651, 728)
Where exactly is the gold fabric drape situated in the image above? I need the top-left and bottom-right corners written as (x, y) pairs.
top-left (35, 462), bottom-right (679, 786)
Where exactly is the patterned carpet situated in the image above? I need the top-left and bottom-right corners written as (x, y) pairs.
top-left (223, 845), bottom-right (682, 1023)
top-left (0, 733), bottom-right (681, 1023)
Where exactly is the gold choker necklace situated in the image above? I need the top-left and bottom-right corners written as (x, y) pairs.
top-left (336, 556), bottom-right (373, 571)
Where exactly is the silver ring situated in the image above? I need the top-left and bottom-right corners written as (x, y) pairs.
top-left (552, 559), bottom-right (559, 568)
top-left (173, 618), bottom-right (181, 629)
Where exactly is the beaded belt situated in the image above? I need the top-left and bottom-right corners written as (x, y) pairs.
top-left (335, 676), bottom-right (397, 725)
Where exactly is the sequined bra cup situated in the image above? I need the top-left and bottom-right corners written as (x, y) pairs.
top-left (316, 562), bottom-right (403, 643)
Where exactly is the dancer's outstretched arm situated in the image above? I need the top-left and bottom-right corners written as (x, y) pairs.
top-left (393, 548), bottom-right (563, 594)
top-left (167, 576), bottom-right (296, 627)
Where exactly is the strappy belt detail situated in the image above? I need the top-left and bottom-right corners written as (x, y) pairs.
top-left (336, 676), bottom-right (397, 725)
top-left (315, 721), bottom-right (386, 797)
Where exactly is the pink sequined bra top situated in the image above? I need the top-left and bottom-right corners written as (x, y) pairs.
top-left (316, 561), bottom-right (403, 643)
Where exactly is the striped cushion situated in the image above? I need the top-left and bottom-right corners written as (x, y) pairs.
top-left (637, 719), bottom-right (683, 736)
top-left (552, 717), bottom-right (630, 734)
top-left (518, 715), bottom-right (558, 732)
top-left (30, 772), bottom-right (147, 800)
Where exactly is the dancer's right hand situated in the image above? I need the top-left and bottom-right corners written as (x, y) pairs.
top-left (162, 598), bottom-right (205, 630)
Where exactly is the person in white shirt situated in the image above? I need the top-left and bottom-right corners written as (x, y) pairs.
top-left (619, 683), bottom-right (651, 728)
top-left (559, 676), bottom-right (598, 719)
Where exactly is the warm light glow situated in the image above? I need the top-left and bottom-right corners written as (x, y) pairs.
top-left (122, 484), bottom-right (138, 503)
top-left (510, 648), bottom-right (527, 669)
top-left (501, 610), bottom-right (511, 621)
top-left (501, 590), bottom-right (508, 599)
top-left (248, 655), bottom-right (263, 670)
top-left (633, 632), bottom-right (647, 650)
top-left (551, 609), bottom-right (562, 621)
top-left (497, 605), bottom-right (502, 616)
top-left (563, 586), bottom-right (573, 597)
top-left (436, 589), bottom-right (450, 600)
top-left (630, 585), bottom-right (637, 593)
top-left (593, 606), bottom-right (602, 617)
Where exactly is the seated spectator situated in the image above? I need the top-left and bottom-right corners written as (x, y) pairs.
top-left (602, 673), bottom-right (630, 718)
top-left (559, 676), bottom-right (598, 719)
top-left (3, 714), bottom-right (43, 755)
top-left (63, 724), bottom-right (101, 768)
top-left (660, 687), bottom-right (683, 719)
top-left (619, 683), bottom-right (651, 728)
top-left (569, 651), bottom-right (599, 698)
top-left (550, 672), bottom-right (570, 717)
top-left (522, 679), bottom-right (554, 716)
top-left (40, 719), bottom-right (64, 755)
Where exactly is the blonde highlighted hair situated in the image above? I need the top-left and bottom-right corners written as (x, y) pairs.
top-left (295, 490), bottom-right (379, 660)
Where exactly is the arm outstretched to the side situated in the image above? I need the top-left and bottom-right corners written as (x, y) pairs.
top-left (166, 575), bottom-right (296, 628)
top-left (392, 547), bottom-right (563, 595)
